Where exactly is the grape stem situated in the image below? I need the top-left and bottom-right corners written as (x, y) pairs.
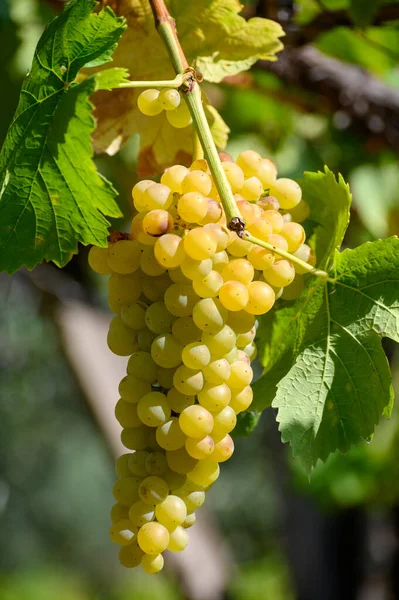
top-left (118, 74), bottom-right (185, 89)
top-left (148, 0), bottom-right (245, 233)
top-left (148, 0), bottom-right (330, 280)
top-left (244, 233), bottom-right (330, 278)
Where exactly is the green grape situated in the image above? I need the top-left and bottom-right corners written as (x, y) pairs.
top-left (201, 325), bottom-right (236, 357)
top-left (198, 382), bottom-right (231, 412)
top-left (179, 490), bottom-right (205, 513)
top-left (154, 234), bottom-right (186, 268)
top-left (161, 164), bottom-right (188, 193)
top-left (181, 256), bottom-right (213, 280)
top-left (169, 267), bottom-right (191, 284)
top-left (164, 283), bottom-right (199, 317)
top-left (142, 209), bottom-right (174, 237)
top-left (182, 342), bottom-right (211, 369)
top-left (229, 385), bottom-right (253, 413)
top-left (183, 228), bottom-right (218, 260)
top-left (137, 391), bottom-right (171, 427)
top-left (108, 272), bottom-right (143, 304)
top-left (212, 434), bottom-right (234, 462)
top-left (142, 272), bottom-right (172, 302)
top-left (203, 224), bottom-right (229, 252)
top-left (108, 295), bottom-right (122, 315)
top-left (120, 302), bottom-right (146, 330)
top-left (245, 281), bottom-right (275, 314)
top-left (157, 367), bottom-right (176, 389)
top-left (182, 170), bottom-right (212, 196)
top-left (115, 453), bottom-right (133, 478)
top-left (179, 405), bottom-right (214, 438)
top-left (128, 450), bottom-right (150, 477)
top-left (225, 346), bottom-right (239, 364)
top-left (145, 302), bottom-right (175, 334)
top-left (172, 317), bottom-right (202, 345)
top-left (236, 327), bottom-right (255, 348)
top-left (131, 212), bottom-right (157, 246)
top-left (155, 494), bottom-right (187, 530)
top-left (236, 150), bottom-right (263, 177)
top-left (151, 334), bottom-right (183, 368)
top-left (145, 451), bottom-right (168, 476)
top-left (221, 259), bottom-right (254, 285)
top-left (240, 176), bottom-right (263, 201)
top-left (107, 317), bottom-right (139, 356)
top-left (212, 251), bottom-right (229, 273)
top-left (88, 246), bottom-right (111, 274)
top-left (129, 501), bottom-right (155, 527)
top-left (137, 89), bottom-right (163, 116)
top-left (182, 513), bottom-right (196, 528)
top-left (173, 365), bottom-right (204, 395)
top-left (281, 222), bottom-right (306, 252)
top-left (166, 447), bottom-right (198, 474)
top-left (119, 542), bottom-right (144, 568)
top-left (142, 183), bottom-right (173, 211)
top-left (109, 519), bottom-right (137, 546)
top-left (247, 245), bottom-right (275, 271)
top-left (287, 199), bottom-right (310, 223)
top-left (269, 178), bottom-right (302, 209)
top-left (185, 435), bottom-right (214, 459)
top-left (137, 329), bottom-right (157, 352)
top-left (166, 101), bottom-right (192, 128)
top-left (257, 157), bottom-right (277, 186)
top-left (178, 192), bottom-right (209, 223)
top-left (167, 525), bottom-right (189, 552)
top-left (202, 358), bottom-right (231, 384)
top-left (200, 198), bottom-right (222, 224)
top-left (227, 360), bottom-right (253, 388)
top-left (141, 553), bottom-right (164, 574)
top-left (108, 240), bottom-right (141, 274)
top-left (227, 309), bottom-right (255, 334)
top-left (137, 522), bottom-right (170, 554)
top-left (110, 502), bottom-right (130, 523)
top-left (261, 210), bottom-right (284, 233)
top-left (193, 270), bottom-right (223, 298)
top-left (112, 476), bottom-right (141, 505)
top-left (292, 243), bottom-right (316, 274)
top-left (211, 406), bottom-right (237, 437)
top-left (167, 388), bottom-right (194, 413)
top-left (263, 260), bottom-right (295, 288)
top-left (121, 426), bottom-right (150, 450)
top-left (140, 246), bottom-right (166, 277)
top-left (139, 476), bottom-right (169, 505)
top-left (242, 342), bottom-right (257, 362)
top-left (222, 161), bottom-right (245, 192)
top-left (158, 88), bottom-right (181, 110)
top-left (156, 417), bottom-right (187, 451)
top-left (164, 469), bottom-right (187, 491)
top-left (219, 281), bottom-right (249, 312)
top-left (248, 218), bottom-right (273, 242)
top-left (127, 352), bottom-right (158, 383)
top-left (227, 233), bottom-right (252, 257)
top-left (132, 180), bottom-right (156, 211)
top-left (192, 298), bottom-right (228, 332)
top-left (187, 458), bottom-right (220, 487)
top-left (115, 399), bottom-right (142, 428)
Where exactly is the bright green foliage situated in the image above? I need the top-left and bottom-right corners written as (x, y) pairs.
top-left (254, 238), bottom-right (399, 473)
top-left (0, 0), bottom-right (127, 274)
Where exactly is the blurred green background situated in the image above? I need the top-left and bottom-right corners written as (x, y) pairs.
top-left (1, 0), bottom-right (399, 599)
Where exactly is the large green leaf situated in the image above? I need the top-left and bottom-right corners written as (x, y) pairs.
top-left (0, 0), bottom-right (127, 274)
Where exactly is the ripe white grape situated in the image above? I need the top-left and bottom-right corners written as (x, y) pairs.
top-left (212, 434), bottom-right (234, 462)
top-left (120, 302), bottom-right (146, 331)
top-left (145, 451), bottom-right (168, 476)
top-left (161, 164), bottom-right (188, 193)
top-left (202, 358), bottom-right (231, 384)
top-left (127, 351), bottom-right (158, 383)
top-left (154, 234), bottom-right (185, 268)
top-left (245, 281), bottom-right (275, 315)
top-left (158, 88), bottom-right (181, 110)
top-left (137, 89), bottom-right (163, 116)
top-left (142, 183), bottom-right (173, 211)
top-left (181, 256), bottom-right (213, 280)
top-left (167, 388), bottom-right (194, 413)
top-left (164, 283), bottom-right (199, 317)
top-left (140, 246), bottom-right (166, 277)
top-left (269, 178), bottom-right (302, 209)
top-left (115, 454), bottom-right (132, 478)
top-left (155, 495), bottom-right (187, 530)
top-left (141, 553), bottom-right (164, 574)
top-left (151, 333), bottom-right (183, 368)
top-left (88, 246), bottom-right (111, 274)
top-left (219, 281), bottom-right (249, 311)
top-left (119, 542), bottom-right (144, 568)
top-left (166, 101), bottom-right (192, 128)
top-left (115, 399), bottom-right (142, 428)
top-left (110, 502), bottom-right (130, 523)
top-left (166, 447), bottom-right (199, 474)
top-left (187, 458), bottom-right (220, 487)
top-left (179, 405), bottom-right (214, 438)
top-left (193, 270), bottom-right (223, 298)
top-left (145, 301), bottom-right (174, 334)
top-left (128, 450), bottom-right (150, 477)
top-left (129, 501), bottom-right (155, 527)
top-left (182, 342), bottom-right (211, 369)
top-left (108, 240), bottom-right (141, 274)
top-left (229, 385), bottom-right (253, 413)
top-left (184, 228), bottom-right (218, 260)
top-left (173, 365), bottom-right (204, 395)
top-left (137, 522), bottom-right (170, 554)
top-left (198, 382), bottom-right (231, 412)
top-left (201, 325), bottom-right (236, 357)
top-left (139, 476), bottom-right (169, 505)
top-left (263, 259), bottom-right (295, 287)
top-left (192, 298), bottom-right (228, 332)
top-left (172, 317), bottom-right (202, 345)
top-left (236, 150), bottom-right (263, 177)
top-left (156, 417), bottom-right (187, 451)
top-left (178, 192), bottom-right (208, 223)
top-left (121, 426), bottom-right (150, 451)
top-left (137, 391), bottom-right (171, 427)
top-left (142, 209), bottom-right (174, 236)
top-left (185, 435), bottom-right (214, 459)
top-left (107, 317), bottom-right (138, 356)
top-left (281, 222), bottom-right (306, 252)
top-left (167, 525), bottom-right (189, 552)
top-left (112, 476), bottom-right (141, 506)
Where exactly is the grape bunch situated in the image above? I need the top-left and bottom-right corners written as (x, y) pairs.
top-left (88, 149), bottom-right (315, 574)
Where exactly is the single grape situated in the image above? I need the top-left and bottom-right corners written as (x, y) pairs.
top-left (224, 346), bottom-right (239, 364)
top-left (263, 259), bottom-right (295, 287)
top-left (137, 521), bottom-right (170, 555)
top-left (158, 88), bottom-right (181, 110)
top-left (142, 209), bottom-right (174, 236)
top-left (137, 329), bottom-right (157, 352)
top-left (131, 212), bottom-right (157, 245)
top-left (115, 453), bottom-right (133, 478)
top-left (227, 360), bottom-right (253, 388)
top-left (151, 333), bottom-right (183, 369)
top-left (137, 89), bottom-right (163, 116)
top-left (142, 272), bottom-right (172, 302)
top-left (179, 405), bottom-right (214, 438)
top-left (120, 302), bottom-right (146, 330)
top-left (107, 317), bottom-right (139, 356)
top-left (140, 246), bottom-right (166, 277)
top-left (119, 542), bottom-right (144, 568)
top-left (236, 327), bottom-right (255, 349)
top-left (198, 382), bottom-right (231, 412)
top-left (132, 180), bottom-right (155, 211)
top-left (269, 178), bottom-right (302, 209)
top-left (256, 196), bottom-right (280, 211)
top-left (227, 310), bottom-right (255, 334)
top-left (185, 435), bottom-right (215, 459)
top-left (203, 224), bottom-right (229, 252)
top-left (221, 258), bottom-right (254, 285)
top-left (178, 192), bottom-right (209, 223)
top-left (286, 200), bottom-right (310, 223)
top-left (112, 476), bottom-right (141, 505)
top-left (262, 209), bottom-right (284, 233)
top-left (157, 366), bottom-right (176, 389)
top-left (212, 434), bottom-right (234, 462)
top-left (137, 391), bottom-right (171, 427)
top-left (156, 417), bottom-right (187, 451)
top-left (167, 388), bottom-right (195, 413)
top-left (127, 351), bottom-right (158, 383)
top-left (167, 525), bottom-right (189, 552)
top-left (179, 490), bottom-right (205, 513)
top-left (115, 399), bottom-right (142, 428)
top-left (155, 494), bottom-right (187, 530)
top-left (200, 198), bottom-right (222, 224)
top-left (182, 513), bottom-right (196, 528)
top-left (211, 405), bottom-right (237, 437)
top-left (173, 365), bottom-right (204, 395)
top-left (141, 553), bottom-right (164, 574)
top-left (240, 176), bottom-right (263, 201)
top-left (212, 251), bottom-right (229, 273)
top-left (181, 256), bottom-right (213, 280)
top-left (247, 245), bottom-right (275, 271)
top-left (184, 228), bottom-right (218, 261)
top-left (281, 222), bottom-right (306, 252)
top-left (248, 217), bottom-right (273, 241)
top-left (110, 502), bottom-right (130, 523)
top-left (139, 476), bottom-right (169, 505)
top-left (145, 302), bottom-right (174, 334)
top-left (182, 170), bottom-right (212, 196)
top-left (154, 233), bottom-right (186, 268)
top-left (142, 183), bottom-right (173, 211)
top-left (167, 447), bottom-right (198, 474)
top-left (164, 283), bottom-right (199, 317)
top-left (121, 426), bottom-right (150, 451)
top-left (193, 270), bottom-right (223, 298)
top-left (267, 233), bottom-right (289, 252)
top-left (222, 161), bottom-right (245, 192)
top-left (88, 246), bottom-right (111, 274)
top-left (257, 158), bottom-right (277, 187)
top-left (187, 458), bottom-right (220, 487)
top-left (245, 281), bottom-right (275, 315)
top-left (108, 272), bottom-right (143, 304)
top-left (202, 358), bottom-right (231, 384)
top-left (201, 325), bottom-right (236, 357)
top-left (166, 101), bottom-right (192, 128)
top-left (145, 451), bottom-right (168, 476)
top-left (108, 240), bottom-right (141, 274)
top-left (164, 469), bottom-right (187, 491)
top-left (129, 501), bottom-right (155, 527)
top-left (236, 150), bottom-right (262, 177)
top-left (227, 233), bottom-right (252, 257)
top-left (128, 450), bottom-right (150, 477)
top-left (172, 317), bottom-right (202, 345)
top-left (219, 281), bottom-right (249, 311)
top-left (161, 164), bottom-right (188, 193)
top-left (192, 298), bottom-right (228, 332)
top-left (182, 342), bottom-right (211, 369)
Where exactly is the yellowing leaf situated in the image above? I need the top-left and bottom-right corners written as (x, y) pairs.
top-left (92, 0), bottom-right (283, 174)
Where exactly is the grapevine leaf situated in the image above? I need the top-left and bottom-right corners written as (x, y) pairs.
top-left (255, 238), bottom-right (399, 473)
top-left (0, 0), bottom-right (127, 274)
top-left (349, 0), bottom-right (381, 27)
top-left (91, 0), bottom-right (283, 173)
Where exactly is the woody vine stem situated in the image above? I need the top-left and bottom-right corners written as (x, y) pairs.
top-left (143, 0), bottom-right (330, 279)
